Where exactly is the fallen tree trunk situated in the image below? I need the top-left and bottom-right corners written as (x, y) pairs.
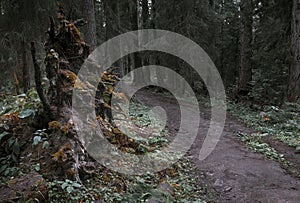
top-left (29, 6), bottom-right (95, 181)
top-left (31, 6), bottom-right (149, 181)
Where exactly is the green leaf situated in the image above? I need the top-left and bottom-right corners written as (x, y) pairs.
top-left (26, 89), bottom-right (39, 99)
top-left (18, 93), bottom-right (27, 98)
top-left (4, 168), bottom-right (10, 176)
top-left (137, 144), bottom-right (148, 154)
top-left (33, 136), bottom-right (42, 145)
top-left (295, 146), bottom-right (300, 154)
top-left (0, 105), bottom-right (13, 116)
top-left (72, 182), bottom-right (81, 188)
top-left (0, 123), bottom-right (10, 130)
top-left (8, 138), bottom-right (15, 148)
top-left (18, 109), bottom-right (35, 119)
top-left (141, 193), bottom-right (152, 200)
top-left (0, 164), bottom-right (8, 174)
top-left (42, 141), bottom-right (50, 149)
top-left (0, 131), bottom-right (10, 142)
top-left (11, 153), bottom-right (18, 163)
top-left (35, 163), bottom-right (40, 172)
top-left (61, 182), bottom-right (69, 190)
top-left (12, 139), bottom-right (20, 155)
top-left (66, 186), bottom-right (73, 193)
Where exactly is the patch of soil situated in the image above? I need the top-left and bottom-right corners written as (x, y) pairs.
top-left (136, 90), bottom-right (300, 203)
top-left (0, 172), bottom-right (47, 202)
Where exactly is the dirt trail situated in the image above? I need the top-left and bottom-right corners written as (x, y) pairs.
top-left (136, 91), bottom-right (300, 203)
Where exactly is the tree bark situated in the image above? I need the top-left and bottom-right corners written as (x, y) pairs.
top-left (83, 0), bottom-right (97, 50)
top-left (142, 0), bottom-right (150, 83)
top-left (105, 0), bottom-right (117, 40)
top-left (104, 0), bottom-right (121, 67)
top-left (34, 10), bottom-right (95, 180)
top-left (21, 38), bottom-right (29, 93)
top-left (150, 0), bottom-right (165, 86)
top-left (288, 0), bottom-right (300, 102)
top-left (130, 0), bottom-right (143, 83)
top-left (30, 42), bottom-right (52, 120)
top-left (238, 0), bottom-right (253, 94)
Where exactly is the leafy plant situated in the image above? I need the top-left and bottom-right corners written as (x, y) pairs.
top-left (47, 179), bottom-right (95, 202)
top-left (229, 101), bottom-right (300, 152)
top-left (0, 90), bottom-right (41, 179)
top-left (61, 179), bottom-right (82, 193)
top-left (0, 132), bottom-right (20, 177)
top-left (0, 89), bottom-right (40, 118)
top-left (236, 132), bottom-right (286, 163)
top-left (120, 177), bottom-right (174, 203)
top-left (33, 129), bottom-right (49, 149)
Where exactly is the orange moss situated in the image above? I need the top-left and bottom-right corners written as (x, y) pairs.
top-left (48, 121), bottom-right (62, 130)
top-left (52, 142), bottom-right (72, 162)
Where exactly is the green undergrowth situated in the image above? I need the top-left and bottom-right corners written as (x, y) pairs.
top-left (47, 157), bottom-right (206, 202)
top-left (0, 90), bottom-right (208, 202)
top-left (0, 88), bottom-right (40, 117)
top-left (0, 89), bottom-right (40, 180)
top-left (236, 132), bottom-right (288, 164)
top-left (228, 101), bottom-right (300, 160)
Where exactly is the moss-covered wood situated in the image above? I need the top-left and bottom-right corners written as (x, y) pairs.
top-left (29, 7), bottom-right (93, 181)
top-left (29, 6), bottom-right (148, 182)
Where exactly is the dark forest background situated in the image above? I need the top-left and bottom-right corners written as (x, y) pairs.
top-left (0, 0), bottom-right (299, 104)
top-left (1, 1), bottom-right (300, 202)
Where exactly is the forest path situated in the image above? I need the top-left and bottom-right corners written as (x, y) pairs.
top-left (136, 90), bottom-right (300, 203)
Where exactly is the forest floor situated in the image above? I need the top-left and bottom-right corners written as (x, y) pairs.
top-left (1, 89), bottom-right (300, 202)
top-left (136, 90), bottom-right (300, 203)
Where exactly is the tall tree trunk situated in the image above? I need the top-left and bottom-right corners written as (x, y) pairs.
top-left (142, 0), bottom-right (150, 82)
top-left (218, 0), bottom-right (225, 86)
top-left (288, 0), bottom-right (300, 102)
top-left (238, 0), bottom-right (253, 94)
top-left (83, 0), bottom-right (97, 50)
top-left (105, 0), bottom-right (119, 40)
top-left (95, 0), bottom-right (105, 44)
top-left (151, 0), bottom-right (164, 86)
top-left (21, 38), bottom-right (29, 93)
top-left (104, 0), bottom-right (121, 67)
top-left (131, 0), bottom-right (143, 83)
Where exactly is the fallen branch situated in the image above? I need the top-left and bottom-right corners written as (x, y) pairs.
top-left (30, 42), bottom-right (53, 119)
